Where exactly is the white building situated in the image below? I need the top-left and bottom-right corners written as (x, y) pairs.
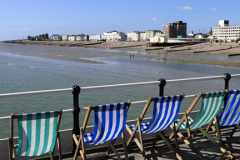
top-left (145, 30), bottom-right (162, 41)
top-left (68, 35), bottom-right (76, 41)
top-left (150, 35), bottom-right (167, 43)
top-left (213, 20), bottom-right (240, 42)
top-left (103, 30), bottom-right (126, 41)
top-left (127, 31), bottom-right (140, 41)
top-left (140, 32), bottom-right (146, 41)
top-left (89, 35), bottom-right (102, 41)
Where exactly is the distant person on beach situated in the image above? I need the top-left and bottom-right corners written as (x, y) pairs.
top-left (130, 55), bottom-right (131, 58)
top-left (133, 55), bottom-right (134, 58)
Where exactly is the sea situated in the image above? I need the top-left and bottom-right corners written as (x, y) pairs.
top-left (0, 42), bottom-right (239, 139)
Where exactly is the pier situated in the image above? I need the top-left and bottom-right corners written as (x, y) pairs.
top-left (0, 73), bottom-right (240, 159)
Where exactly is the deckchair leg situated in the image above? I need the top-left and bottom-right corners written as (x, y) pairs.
top-left (106, 139), bottom-right (116, 156)
top-left (172, 122), bottom-right (179, 151)
top-left (8, 138), bottom-right (13, 160)
top-left (184, 114), bottom-right (194, 152)
top-left (57, 132), bottom-right (62, 160)
top-left (80, 129), bottom-right (86, 160)
top-left (121, 132), bottom-right (128, 160)
top-left (73, 135), bottom-right (80, 160)
top-left (137, 118), bottom-right (145, 159)
top-left (108, 141), bottom-right (121, 160)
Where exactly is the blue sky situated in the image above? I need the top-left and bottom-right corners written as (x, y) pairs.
top-left (1, 0), bottom-right (240, 41)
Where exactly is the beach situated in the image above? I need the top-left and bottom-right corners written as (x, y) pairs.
top-left (2, 41), bottom-right (240, 68)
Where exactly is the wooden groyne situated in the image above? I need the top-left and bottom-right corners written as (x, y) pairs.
top-left (229, 53), bottom-right (240, 56)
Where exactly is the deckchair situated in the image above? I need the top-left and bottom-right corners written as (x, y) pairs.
top-left (171, 91), bottom-right (233, 160)
top-left (206, 90), bottom-right (240, 145)
top-left (126, 95), bottom-right (184, 160)
top-left (73, 101), bottom-right (131, 160)
top-left (8, 109), bottom-right (62, 160)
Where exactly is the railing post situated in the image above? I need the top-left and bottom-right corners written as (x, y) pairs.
top-left (224, 73), bottom-right (231, 90)
top-left (159, 78), bottom-right (166, 97)
top-left (72, 85), bottom-right (81, 154)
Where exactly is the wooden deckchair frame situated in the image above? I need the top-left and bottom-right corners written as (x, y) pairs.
top-left (204, 90), bottom-right (240, 157)
top-left (169, 91), bottom-right (233, 160)
top-left (126, 96), bottom-right (184, 160)
top-left (8, 109), bottom-right (62, 160)
top-left (73, 101), bottom-right (131, 160)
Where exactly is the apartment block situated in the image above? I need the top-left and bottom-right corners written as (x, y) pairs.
top-left (163, 21), bottom-right (187, 38)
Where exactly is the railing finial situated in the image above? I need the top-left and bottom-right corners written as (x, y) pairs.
top-left (159, 78), bottom-right (167, 97)
top-left (224, 73), bottom-right (231, 90)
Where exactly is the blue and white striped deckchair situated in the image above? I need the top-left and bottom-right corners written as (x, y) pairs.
top-left (73, 101), bottom-right (131, 160)
top-left (126, 95), bottom-right (184, 160)
top-left (219, 90), bottom-right (240, 127)
top-left (9, 109), bottom-right (62, 160)
top-left (169, 91), bottom-right (233, 160)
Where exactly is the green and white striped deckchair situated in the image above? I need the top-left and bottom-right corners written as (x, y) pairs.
top-left (169, 91), bottom-right (233, 160)
top-left (8, 109), bottom-right (62, 160)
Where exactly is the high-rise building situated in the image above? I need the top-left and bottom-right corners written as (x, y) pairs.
top-left (163, 21), bottom-right (187, 38)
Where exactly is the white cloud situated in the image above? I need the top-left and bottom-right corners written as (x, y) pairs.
top-left (206, 8), bottom-right (218, 11)
top-left (6, 28), bottom-right (38, 32)
top-left (177, 6), bottom-right (195, 11)
top-left (151, 17), bottom-right (158, 21)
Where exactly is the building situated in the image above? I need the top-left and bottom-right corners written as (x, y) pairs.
top-left (89, 35), bottom-right (102, 41)
top-left (68, 35), bottom-right (76, 41)
top-left (51, 34), bottom-right (61, 41)
top-left (62, 35), bottom-right (68, 41)
top-left (103, 30), bottom-right (126, 41)
top-left (144, 30), bottom-right (162, 41)
top-left (139, 32), bottom-right (146, 41)
top-left (163, 21), bottom-right (187, 38)
top-left (213, 20), bottom-right (240, 42)
top-left (127, 31), bottom-right (140, 41)
top-left (75, 34), bottom-right (89, 41)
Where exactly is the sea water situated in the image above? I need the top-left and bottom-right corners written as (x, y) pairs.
top-left (0, 43), bottom-right (239, 139)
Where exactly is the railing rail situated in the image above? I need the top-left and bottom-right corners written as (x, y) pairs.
top-left (0, 74), bottom-right (239, 99)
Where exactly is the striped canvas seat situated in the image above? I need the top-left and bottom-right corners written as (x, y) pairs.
top-left (129, 95), bottom-right (183, 134)
top-left (175, 91), bottom-right (225, 130)
top-left (126, 95), bottom-right (184, 160)
top-left (73, 101), bottom-right (131, 160)
top-left (83, 102), bottom-right (128, 145)
top-left (9, 110), bottom-right (62, 160)
top-left (169, 91), bottom-right (232, 160)
top-left (174, 117), bottom-right (192, 129)
top-left (219, 90), bottom-right (240, 126)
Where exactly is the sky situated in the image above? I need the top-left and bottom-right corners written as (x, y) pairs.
top-left (1, 0), bottom-right (240, 41)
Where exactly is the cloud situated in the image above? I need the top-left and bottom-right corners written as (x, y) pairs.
top-left (177, 6), bottom-right (195, 11)
top-left (206, 8), bottom-right (218, 11)
top-left (151, 17), bottom-right (158, 21)
top-left (6, 28), bottom-right (38, 32)
top-left (165, 6), bottom-right (170, 10)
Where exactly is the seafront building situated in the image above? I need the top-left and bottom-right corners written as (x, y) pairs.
top-left (103, 30), bottom-right (126, 41)
top-left (163, 21), bottom-right (187, 38)
top-left (89, 34), bottom-right (102, 41)
top-left (127, 31), bottom-right (140, 41)
top-left (213, 20), bottom-right (240, 42)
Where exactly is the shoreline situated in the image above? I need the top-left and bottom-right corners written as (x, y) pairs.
top-left (1, 41), bottom-right (240, 68)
